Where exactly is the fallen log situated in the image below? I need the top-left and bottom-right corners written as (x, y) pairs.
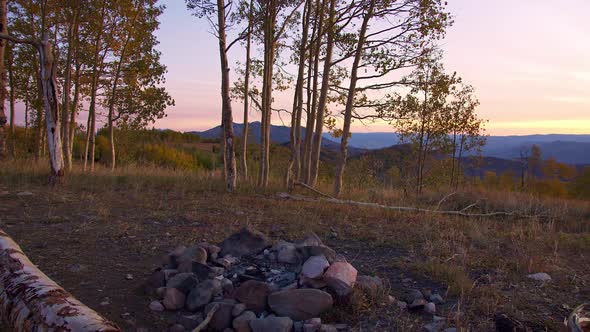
top-left (0, 228), bottom-right (121, 331)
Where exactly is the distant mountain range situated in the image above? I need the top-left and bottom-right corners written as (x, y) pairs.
top-left (192, 122), bottom-right (590, 165)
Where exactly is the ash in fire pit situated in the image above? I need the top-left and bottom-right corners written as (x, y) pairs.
top-left (144, 227), bottom-right (380, 332)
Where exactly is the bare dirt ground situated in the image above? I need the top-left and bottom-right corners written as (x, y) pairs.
top-left (0, 173), bottom-right (588, 331)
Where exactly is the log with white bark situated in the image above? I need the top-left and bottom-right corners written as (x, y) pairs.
top-left (0, 228), bottom-right (121, 331)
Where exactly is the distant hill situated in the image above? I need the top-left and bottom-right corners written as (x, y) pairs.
top-left (192, 123), bottom-right (590, 164)
top-left (192, 122), bottom-right (367, 157)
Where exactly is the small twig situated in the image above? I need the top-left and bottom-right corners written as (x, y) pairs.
top-left (436, 192), bottom-right (456, 211)
top-left (192, 303), bottom-right (219, 332)
top-left (460, 203), bottom-right (478, 212)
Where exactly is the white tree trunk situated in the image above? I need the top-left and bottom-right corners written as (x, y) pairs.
top-left (0, 228), bottom-right (121, 331)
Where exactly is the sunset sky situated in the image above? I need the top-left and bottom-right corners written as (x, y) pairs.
top-left (150, 0), bottom-right (590, 135)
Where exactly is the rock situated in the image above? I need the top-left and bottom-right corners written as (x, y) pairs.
top-left (163, 269), bottom-right (179, 280)
top-left (221, 278), bottom-right (234, 294)
top-left (177, 245), bottom-right (208, 266)
top-left (443, 328), bottom-right (457, 332)
top-left (199, 242), bottom-right (222, 260)
top-left (249, 316), bottom-right (293, 332)
top-left (402, 289), bottom-right (424, 303)
top-left (397, 301), bottom-right (407, 310)
top-left (149, 300), bottom-right (165, 312)
top-left (422, 321), bottom-right (445, 332)
top-left (145, 269), bottom-right (166, 294)
top-left (355, 275), bottom-right (383, 298)
top-left (276, 241), bottom-right (302, 265)
top-left (303, 318), bottom-right (322, 332)
top-left (319, 325), bottom-right (338, 332)
top-left (299, 275), bottom-right (327, 289)
top-left (232, 303), bottom-right (247, 317)
top-left (169, 324), bottom-right (186, 332)
top-left (163, 288), bottom-right (186, 310)
top-left (421, 288), bottom-right (432, 299)
top-left (527, 272), bottom-right (551, 282)
top-left (68, 263), bottom-right (86, 273)
top-left (220, 228), bottom-right (271, 258)
top-left (268, 289), bottom-right (333, 321)
top-left (178, 313), bottom-right (204, 330)
top-left (125, 273), bottom-right (134, 280)
top-left (301, 246), bottom-right (336, 263)
top-left (297, 233), bottom-right (323, 247)
top-left (232, 311), bottom-right (256, 332)
top-left (205, 301), bottom-right (235, 331)
top-left (425, 302), bottom-right (436, 314)
top-left (408, 298), bottom-right (428, 310)
top-left (323, 262), bottom-right (357, 297)
top-left (16, 191), bottom-right (33, 196)
top-left (186, 279), bottom-right (222, 311)
top-left (156, 287), bottom-right (166, 299)
top-left (234, 280), bottom-right (271, 312)
top-left (293, 321), bottom-right (304, 332)
top-left (429, 294), bottom-right (445, 305)
top-left (301, 256), bottom-right (330, 279)
top-left (167, 273), bottom-right (199, 293)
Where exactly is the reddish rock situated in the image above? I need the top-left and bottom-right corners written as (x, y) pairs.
top-left (204, 301), bottom-right (235, 331)
top-left (355, 275), bottom-right (383, 298)
top-left (234, 280), bottom-right (271, 312)
top-left (268, 289), bottom-right (333, 321)
top-left (323, 262), bottom-right (357, 297)
top-left (163, 288), bottom-right (186, 310)
top-left (232, 311), bottom-right (256, 332)
top-left (301, 255), bottom-right (330, 279)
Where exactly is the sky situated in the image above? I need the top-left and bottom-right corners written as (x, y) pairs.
top-left (151, 0), bottom-right (590, 135)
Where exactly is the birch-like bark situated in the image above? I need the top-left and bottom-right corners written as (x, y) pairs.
top-left (241, 0), bottom-right (253, 182)
top-left (309, 0), bottom-right (336, 187)
top-left (333, 0), bottom-right (374, 196)
top-left (302, 0), bottom-right (323, 184)
top-left (217, 0), bottom-right (237, 192)
top-left (62, 7), bottom-right (78, 171)
top-left (0, 228), bottom-right (121, 331)
top-left (287, 0), bottom-right (312, 189)
top-left (0, 0), bottom-right (7, 160)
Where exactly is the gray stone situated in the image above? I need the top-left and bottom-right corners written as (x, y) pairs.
top-left (250, 316), bottom-right (293, 332)
top-left (186, 279), bottom-right (222, 311)
top-left (319, 325), bottom-right (338, 332)
top-left (527, 272), bottom-right (551, 282)
top-left (301, 256), bottom-right (330, 279)
top-left (177, 245), bottom-right (208, 265)
top-left (232, 311), bottom-right (256, 332)
top-left (16, 191), bottom-right (34, 197)
top-left (163, 288), bottom-right (186, 310)
top-left (168, 324), bottom-right (186, 332)
top-left (429, 294), bottom-right (445, 305)
top-left (301, 246), bottom-right (336, 263)
top-left (425, 302), bottom-right (436, 314)
top-left (355, 275), bottom-right (383, 298)
top-left (276, 241), bottom-right (301, 265)
top-left (167, 273), bottom-right (199, 293)
top-left (234, 280), bottom-right (271, 312)
top-left (232, 303), bottom-right (247, 317)
top-left (443, 328), bottom-right (457, 332)
top-left (402, 289), bottom-right (424, 303)
top-left (145, 270), bottom-right (166, 294)
top-left (220, 228), bottom-right (271, 258)
top-left (422, 320), bottom-right (445, 332)
top-left (149, 300), bottom-right (165, 312)
top-left (297, 233), bottom-right (323, 247)
top-left (268, 289), bottom-right (333, 321)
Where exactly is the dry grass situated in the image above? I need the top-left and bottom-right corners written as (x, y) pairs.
top-left (1, 160), bottom-right (589, 331)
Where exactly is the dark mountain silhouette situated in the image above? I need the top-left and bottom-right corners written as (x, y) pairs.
top-left (192, 122), bottom-right (367, 157)
top-left (192, 123), bottom-right (590, 164)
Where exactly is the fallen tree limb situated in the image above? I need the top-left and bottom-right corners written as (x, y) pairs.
top-left (0, 228), bottom-right (121, 332)
top-left (278, 192), bottom-right (541, 219)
